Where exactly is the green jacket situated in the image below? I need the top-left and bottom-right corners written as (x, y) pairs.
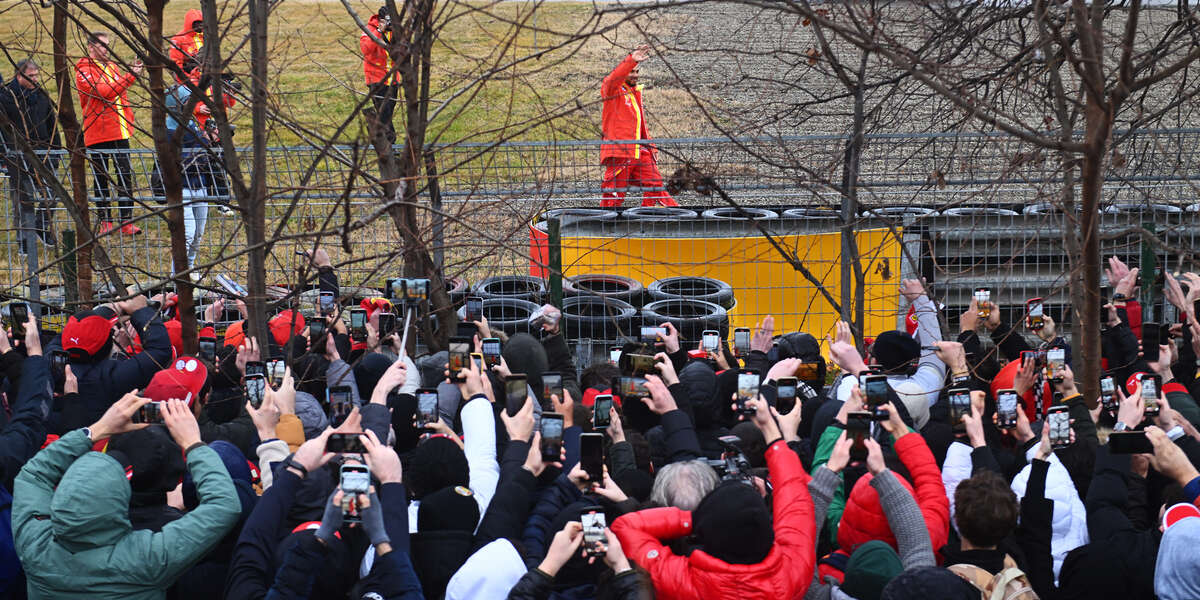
top-left (13, 429), bottom-right (241, 599)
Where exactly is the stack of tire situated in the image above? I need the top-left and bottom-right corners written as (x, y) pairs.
top-left (562, 274), bottom-right (643, 341)
top-left (642, 276), bottom-right (733, 341)
top-left (473, 275), bottom-right (547, 336)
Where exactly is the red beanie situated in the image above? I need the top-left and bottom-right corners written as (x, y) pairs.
top-left (269, 310), bottom-right (306, 347)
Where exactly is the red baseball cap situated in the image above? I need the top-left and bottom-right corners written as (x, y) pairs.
top-left (1163, 503), bottom-right (1200, 530)
top-left (62, 310), bottom-right (119, 359)
top-left (143, 356), bottom-right (208, 406)
top-left (163, 319), bottom-right (184, 359)
top-left (269, 310), bottom-right (306, 347)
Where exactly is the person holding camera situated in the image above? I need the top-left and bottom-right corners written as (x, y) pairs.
top-left (12, 394), bottom-right (240, 598)
top-left (361, 5), bottom-right (399, 144)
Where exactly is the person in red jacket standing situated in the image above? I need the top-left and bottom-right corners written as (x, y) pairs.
top-left (600, 44), bottom-right (678, 207)
top-left (611, 396), bottom-right (815, 599)
top-left (76, 31), bottom-right (143, 236)
top-left (361, 6), bottom-right (399, 144)
top-left (168, 9), bottom-right (205, 78)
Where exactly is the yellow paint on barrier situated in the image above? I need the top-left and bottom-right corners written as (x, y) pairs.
top-left (558, 228), bottom-right (903, 350)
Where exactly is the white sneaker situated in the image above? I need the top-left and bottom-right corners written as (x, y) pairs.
top-left (217, 204), bottom-right (234, 215)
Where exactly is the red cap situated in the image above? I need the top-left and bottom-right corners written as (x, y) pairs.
top-left (360, 297), bottom-right (393, 316)
top-left (143, 356), bottom-right (208, 406)
top-left (269, 310), bottom-right (306, 347)
top-left (1163, 503), bottom-right (1200, 530)
top-left (163, 319), bottom-right (183, 360)
top-left (223, 320), bottom-right (246, 348)
top-left (62, 311), bottom-right (119, 359)
top-left (1125, 372), bottom-right (1149, 397)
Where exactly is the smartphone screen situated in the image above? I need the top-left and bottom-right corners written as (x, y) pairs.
top-left (50, 350), bottom-right (68, 394)
top-left (318, 291), bottom-right (337, 315)
top-left (628, 353), bottom-right (655, 375)
top-left (267, 359), bottom-right (286, 387)
top-left (327, 433), bottom-right (367, 454)
top-left (613, 376), bottom-right (648, 401)
top-left (244, 374), bottom-right (267, 409)
top-left (641, 326), bottom-right (666, 344)
top-left (776, 376), bottom-right (797, 415)
top-left (133, 401), bottom-right (164, 424)
top-left (377, 312), bottom-right (396, 337)
top-left (482, 337), bottom-right (502, 367)
top-left (794, 362), bottom-right (821, 382)
top-left (417, 388), bottom-right (439, 427)
top-left (339, 463), bottom-right (371, 494)
top-left (997, 389), bottom-right (1019, 429)
top-left (1047, 407), bottom-right (1071, 449)
top-left (580, 433), bottom-right (604, 483)
top-left (948, 387), bottom-right (971, 430)
top-left (448, 337), bottom-right (470, 377)
top-left (737, 370), bottom-right (759, 415)
top-left (540, 413), bottom-right (564, 460)
top-left (974, 288), bottom-right (991, 317)
top-left (308, 321), bottom-right (327, 339)
top-left (609, 347), bottom-right (622, 364)
top-left (350, 308), bottom-right (366, 339)
top-left (466, 296), bottom-right (484, 322)
top-left (327, 385), bottom-right (354, 426)
top-left (702, 330), bottom-right (719, 352)
top-left (1142, 374), bottom-right (1161, 415)
top-left (505, 375), bottom-right (527, 416)
top-left (592, 394), bottom-right (613, 428)
top-left (1142, 322), bottom-right (1161, 362)
top-left (733, 328), bottom-right (751, 355)
top-left (846, 411), bottom-right (870, 461)
top-left (1046, 348), bottom-right (1065, 380)
top-left (581, 509), bottom-right (607, 556)
top-left (542, 372), bottom-right (563, 400)
top-left (8, 303), bottom-right (28, 338)
top-left (245, 361), bottom-right (266, 378)
top-left (198, 336), bottom-right (216, 360)
top-left (1100, 375), bottom-right (1117, 411)
top-left (861, 374), bottom-right (889, 415)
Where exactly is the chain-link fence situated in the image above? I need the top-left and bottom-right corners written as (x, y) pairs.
top-left (2, 129), bottom-right (1198, 351)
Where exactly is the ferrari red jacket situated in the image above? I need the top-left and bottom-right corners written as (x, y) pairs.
top-left (169, 9), bottom-right (205, 76)
top-left (601, 54), bottom-right (654, 162)
top-left (75, 57), bottom-right (136, 147)
top-left (361, 15), bottom-right (398, 85)
top-left (612, 440), bottom-right (815, 600)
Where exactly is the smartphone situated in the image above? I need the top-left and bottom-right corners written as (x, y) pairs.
top-left (996, 389), bottom-right (1019, 429)
top-left (8, 302), bottom-right (28, 339)
top-left (542, 371), bottom-right (563, 401)
top-left (609, 346), bottom-right (622, 365)
top-left (641, 326), bottom-right (667, 344)
top-left (198, 336), bottom-right (216, 360)
top-left (627, 353), bottom-right (656, 376)
top-left (350, 308), bottom-right (367, 341)
top-left (244, 373), bottom-right (267, 410)
top-left (736, 370), bottom-right (759, 415)
top-left (846, 411), bottom-right (871, 462)
top-left (540, 412), bottom-right (564, 461)
top-left (448, 336), bottom-right (471, 378)
top-left (267, 359), bottom-right (286, 387)
top-left (948, 387), bottom-right (971, 432)
top-left (1047, 405), bottom-right (1071, 449)
top-left (613, 376), bottom-right (648, 401)
top-left (505, 374), bottom-right (527, 416)
top-left (326, 432), bottom-right (367, 454)
top-left (308, 320), bottom-right (327, 339)
top-left (702, 330), bottom-right (720, 352)
top-left (733, 327), bottom-right (751, 356)
top-left (860, 373), bottom-right (890, 419)
top-left (580, 433), bottom-right (604, 483)
top-left (317, 291), bottom-right (337, 316)
top-left (592, 394), bottom-right (613, 429)
top-left (327, 385), bottom-right (354, 427)
top-left (1027, 297), bottom-right (1044, 330)
top-left (974, 288), bottom-right (991, 318)
top-left (795, 362), bottom-right (821, 382)
top-left (465, 296), bottom-right (484, 322)
top-left (50, 350), bottom-right (68, 394)
top-left (776, 376), bottom-right (798, 415)
top-left (1046, 348), bottom-right (1065, 382)
top-left (416, 388), bottom-right (439, 427)
top-left (339, 462), bottom-right (371, 494)
top-left (1142, 322), bottom-right (1161, 363)
top-left (1100, 375), bottom-right (1117, 412)
top-left (1109, 431), bottom-right (1155, 454)
top-left (132, 401), bottom-right (164, 424)
top-left (470, 352), bottom-right (485, 372)
top-left (1142, 373), bottom-right (1161, 417)
top-left (215, 274), bottom-right (248, 298)
top-left (581, 508), bottom-right (607, 557)
top-left (404, 278), bottom-right (429, 302)
top-left (377, 311), bottom-right (396, 337)
top-left (482, 337), bottom-right (502, 367)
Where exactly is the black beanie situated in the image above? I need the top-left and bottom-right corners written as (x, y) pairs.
top-left (871, 331), bottom-right (921, 373)
top-left (418, 486), bottom-right (479, 533)
top-left (107, 426), bottom-right (185, 500)
top-left (880, 567), bottom-right (978, 600)
top-left (692, 480), bottom-right (773, 564)
top-left (405, 436), bottom-right (469, 499)
top-left (354, 353), bottom-right (394, 400)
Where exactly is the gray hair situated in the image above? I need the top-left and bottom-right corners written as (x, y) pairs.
top-left (15, 59), bottom-right (37, 75)
top-left (651, 459), bottom-right (720, 511)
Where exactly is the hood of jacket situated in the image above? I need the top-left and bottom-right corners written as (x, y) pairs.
top-left (50, 452), bottom-right (132, 552)
top-left (837, 471), bottom-right (917, 552)
top-left (179, 9), bottom-right (203, 35)
top-left (445, 539), bottom-right (526, 600)
top-left (1010, 446), bottom-right (1089, 584)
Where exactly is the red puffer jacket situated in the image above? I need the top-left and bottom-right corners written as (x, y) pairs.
top-left (612, 440), bottom-right (815, 600)
top-left (836, 431), bottom-right (949, 558)
top-left (600, 54), bottom-right (654, 162)
top-left (360, 15), bottom-right (397, 85)
top-left (75, 57), bottom-right (136, 146)
top-left (169, 9), bottom-right (204, 76)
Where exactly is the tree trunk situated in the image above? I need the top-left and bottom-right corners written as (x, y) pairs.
top-left (53, 4), bottom-right (92, 301)
top-left (1076, 100), bottom-right (1109, 409)
top-left (244, 0), bottom-right (271, 346)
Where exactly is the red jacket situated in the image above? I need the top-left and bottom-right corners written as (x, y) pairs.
top-left (601, 55), bottom-right (654, 162)
top-left (612, 440), bottom-right (815, 600)
top-left (75, 56), bottom-right (136, 146)
top-left (169, 9), bottom-right (205, 76)
top-left (361, 15), bottom-right (398, 85)
top-left (835, 431), bottom-right (950, 559)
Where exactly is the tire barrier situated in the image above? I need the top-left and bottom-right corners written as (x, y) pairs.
top-left (641, 298), bottom-right (729, 341)
top-left (475, 275), bottom-right (547, 303)
top-left (782, 207), bottom-right (840, 220)
top-left (621, 206), bottom-right (699, 220)
top-left (481, 298), bottom-right (540, 336)
top-left (861, 206), bottom-right (940, 218)
top-left (563, 273), bottom-right (645, 307)
top-left (701, 207), bottom-right (778, 220)
top-left (562, 296), bottom-right (638, 340)
top-left (647, 276), bottom-right (735, 310)
top-left (940, 207), bottom-right (1020, 217)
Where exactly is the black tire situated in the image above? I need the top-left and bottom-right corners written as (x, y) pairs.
top-left (562, 296), bottom-right (638, 341)
top-left (701, 207), bottom-right (778, 220)
top-left (444, 276), bottom-right (470, 307)
top-left (647, 276), bottom-right (735, 310)
top-left (782, 207), bottom-right (839, 220)
top-left (622, 206), bottom-right (699, 221)
top-left (481, 298), bottom-right (540, 336)
top-left (475, 275), bottom-right (547, 303)
top-left (563, 273), bottom-right (645, 307)
top-left (543, 208), bottom-right (620, 223)
top-left (641, 299), bottom-right (728, 342)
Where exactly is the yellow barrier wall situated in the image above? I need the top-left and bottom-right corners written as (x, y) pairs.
top-left (559, 228), bottom-right (903, 345)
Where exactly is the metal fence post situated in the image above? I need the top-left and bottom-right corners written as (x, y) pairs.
top-left (548, 216), bottom-right (562, 307)
top-left (61, 229), bottom-right (77, 305)
top-left (1140, 221), bottom-right (1158, 322)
